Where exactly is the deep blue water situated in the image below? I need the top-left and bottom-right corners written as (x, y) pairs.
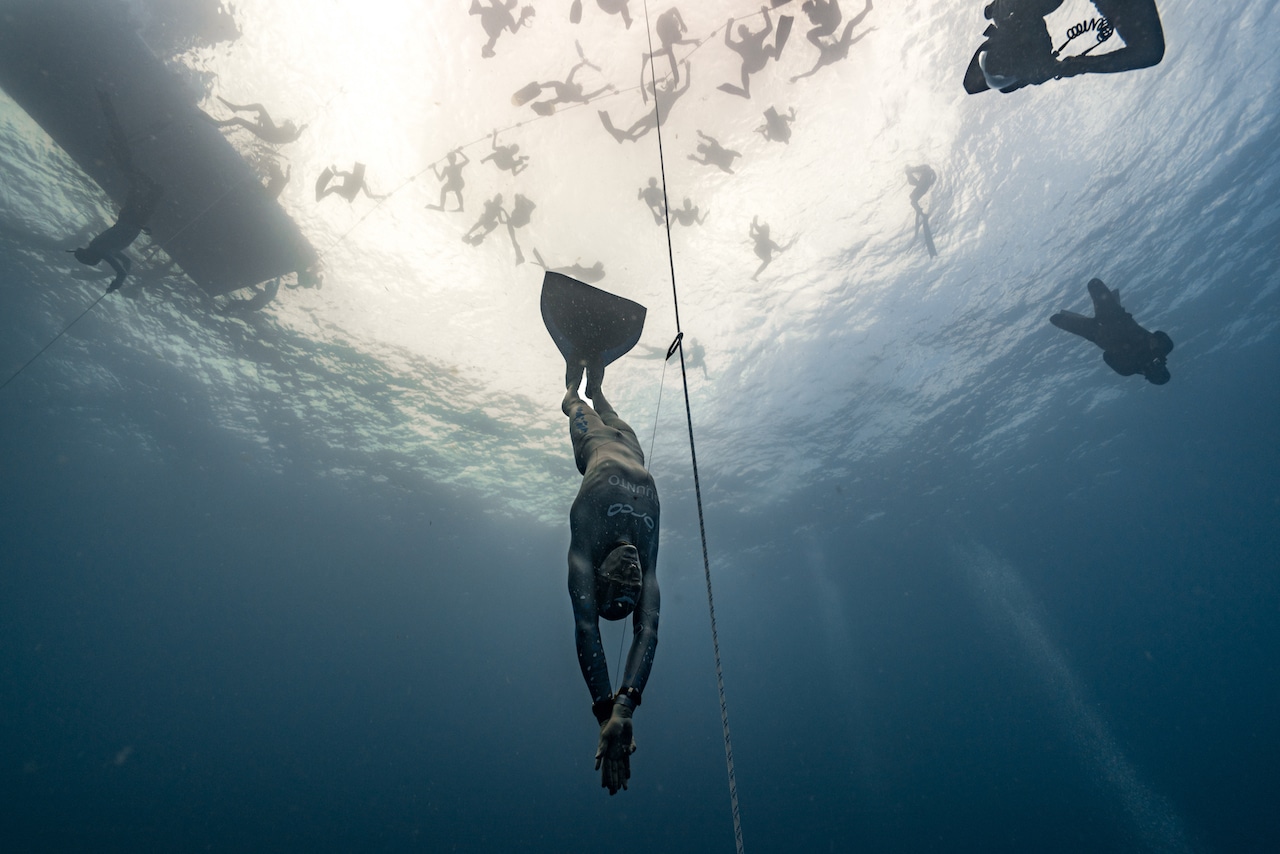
top-left (3, 0), bottom-right (1280, 852)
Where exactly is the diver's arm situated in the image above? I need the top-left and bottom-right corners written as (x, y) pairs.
top-left (1060, 0), bottom-right (1164, 76)
top-left (569, 545), bottom-right (613, 708)
top-left (103, 253), bottom-right (128, 291)
top-left (619, 558), bottom-right (660, 697)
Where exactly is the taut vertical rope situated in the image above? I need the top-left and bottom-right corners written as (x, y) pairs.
top-left (641, 4), bottom-right (744, 852)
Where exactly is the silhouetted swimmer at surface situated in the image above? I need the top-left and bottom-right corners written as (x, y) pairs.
top-left (471, 0), bottom-right (535, 58)
top-left (688, 130), bottom-right (741, 174)
top-left (571, 0), bottom-right (632, 30)
top-left (562, 364), bottom-right (659, 795)
top-left (749, 215), bottom-right (795, 280)
top-left (905, 164), bottom-right (938, 257)
top-left (263, 159), bottom-right (290, 199)
top-left (671, 198), bottom-right (707, 227)
top-left (800, 0), bottom-right (843, 46)
top-left (514, 42), bottom-right (614, 116)
top-left (211, 97), bottom-right (306, 144)
top-left (481, 130), bottom-right (530, 175)
top-left (463, 194), bottom-right (507, 245)
top-left (532, 249), bottom-right (606, 283)
top-left (1050, 278), bottom-right (1173, 384)
top-left (964, 0), bottom-right (1165, 95)
top-left (504, 194), bottom-right (536, 264)
top-left (72, 92), bottom-right (164, 293)
top-left (756, 105), bottom-right (796, 143)
top-left (639, 8), bottom-right (698, 90)
top-left (790, 0), bottom-right (874, 82)
top-left (638, 178), bottom-right (665, 224)
top-left (599, 63), bottom-right (692, 143)
top-left (426, 150), bottom-right (469, 212)
top-left (315, 163), bottom-right (386, 203)
top-left (719, 6), bottom-right (794, 99)
top-left (636, 338), bottom-right (710, 378)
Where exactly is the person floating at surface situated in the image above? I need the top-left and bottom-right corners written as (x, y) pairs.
top-left (638, 178), bottom-right (665, 224)
top-left (481, 130), bottom-right (530, 175)
top-left (426, 149), bottom-right (470, 212)
top-left (964, 0), bottom-right (1164, 95)
top-left (670, 198), bottom-right (707, 227)
top-left (572, 0), bottom-right (632, 29)
top-left (756, 105), bottom-right (796, 143)
top-left (315, 162), bottom-right (386, 203)
top-left (599, 62), bottom-right (692, 143)
top-left (687, 130), bottom-right (741, 174)
top-left (532, 249), bottom-right (606, 283)
top-left (749, 215), bottom-right (794, 280)
top-left (718, 6), bottom-right (794, 98)
top-left (514, 42), bottom-right (614, 116)
top-left (264, 159), bottom-right (291, 199)
top-left (504, 193), bottom-right (536, 264)
top-left (1050, 278), bottom-right (1173, 384)
top-left (561, 363), bottom-right (659, 796)
top-left (800, 0), bottom-right (842, 46)
top-left (638, 8), bottom-right (699, 92)
top-left (905, 164), bottom-right (938, 257)
top-left (471, 0), bottom-right (535, 58)
top-left (463, 193), bottom-right (507, 245)
top-left (790, 0), bottom-right (874, 82)
top-left (72, 91), bottom-right (164, 293)
top-left (211, 97), bottom-right (306, 144)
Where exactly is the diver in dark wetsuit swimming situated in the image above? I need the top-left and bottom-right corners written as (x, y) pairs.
top-left (211, 97), bottom-right (306, 144)
top-left (964, 0), bottom-right (1164, 94)
top-left (72, 92), bottom-right (164, 292)
top-left (562, 365), bottom-right (660, 796)
top-left (1050, 278), bottom-right (1173, 384)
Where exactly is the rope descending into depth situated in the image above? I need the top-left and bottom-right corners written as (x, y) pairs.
top-left (0, 290), bottom-right (108, 394)
top-left (642, 4), bottom-right (744, 852)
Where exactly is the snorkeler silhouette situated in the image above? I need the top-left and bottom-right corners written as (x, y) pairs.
top-left (671, 198), bottom-right (707, 227)
top-left (719, 6), bottom-right (794, 99)
top-left (1050, 278), bottom-right (1173, 384)
top-left (790, 0), bottom-right (874, 82)
top-left (749, 215), bottom-right (795, 280)
top-left (426, 149), bottom-right (470, 212)
top-left (905, 164), bottom-right (938, 257)
top-left (964, 0), bottom-right (1165, 95)
top-left (636, 337), bottom-right (710, 378)
top-left (481, 130), bottom-right (530, 176)
top-left (599, 62), bottom-right (692, 143)
top-left (471, 0), bottom-right (535, 58)
top-left (513, 42), bottom-right (615, 116)
top-left (638, 8), bottom-right (699, 90)
top-left (71, 92), bottom-right (164, 293)
top-left (800, 0), bottom-right (842, 46)
top-left (571, 0), bottom-right (633, 29)
top-left (219, 277), bottom-right (280, 316)
top-left (687, 130), bottom-right (742, 174)
top-left (210, 96), bottom-right (306, 144)
top-left (263, 159), bottom-right (290, 200)
top-left (463, 194), bottom-right (507, 245)
top-left (315, 163), bottom-right (386, 203)
top-left (532, 249), bottom-right (607, 283)
top-left (756, 106), bottom-right (796, 143)
top-left (638, 178), bottom-right (665, 224)
top-left (505, 194), bottom-right (536, 264)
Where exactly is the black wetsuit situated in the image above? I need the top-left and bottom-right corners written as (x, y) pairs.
top-left (1050, 278), bottom-right (1173, 383)
top-left (563, 389), bottom-right (660, 716)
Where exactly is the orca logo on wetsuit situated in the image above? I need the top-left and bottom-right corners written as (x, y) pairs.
top-left (607, 503), bottom-right (655, 530)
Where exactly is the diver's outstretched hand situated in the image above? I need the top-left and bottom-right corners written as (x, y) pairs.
top-left (595, 704), bottom-right (636, 795)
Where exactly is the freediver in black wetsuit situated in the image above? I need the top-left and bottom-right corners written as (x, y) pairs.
top-left (1050, 278), bottom-right (1173, 384)
top-left (72, 92), bottom-right (164, 292)
top-left (964, 0), bottom-right (1165, 95)
top-left (562, 361), bottom-right (660, 796)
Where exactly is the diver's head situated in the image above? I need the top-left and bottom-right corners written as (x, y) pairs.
top-left (596, 543), bottom-right (642, 621)
top-left (1152, 331), bottom-right (1174, 358)
top-left (72, 247), bottom-right (100, 266)
top-left (1143, 358), bottom-right (1171, 385)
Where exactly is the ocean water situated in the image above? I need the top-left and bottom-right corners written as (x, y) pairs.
top-left (1, 0), bottom-right (1278, 851)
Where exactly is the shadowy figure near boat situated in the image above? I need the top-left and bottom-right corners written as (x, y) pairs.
top-left (671, 198), bottom-right (707, 227)
top-left (636, 338), bottom-right (710, 379)
top-left (964, 0), bottom-right (1165, 95)
top-left (1050, 278), bottom-right (1173, 384)
top-left (639, 8), bottom-right (699, 90)
top-left (219, 277), bottom-right (280, 316)
top-left (749, 215), bottom-right (795, 280)
top-left (638, 178), bottom-right (665, 224)
top-left (687, 130), bottom-right (741, 174)
top-left (514, 42), bottom-right (614, 116)
top-left (263, 159), bottom-right (290, 199)
top-left (756, 106), bottom-right (796, 143)
top-left (905, 164), bottom-right (937, 257)
top-left (481, 130), bottom-right (530, 175)
top-left (571, 0), bottom-right (633, 29)
top-left (211, 96), bottom-right (305, 144)
top-left (72, 92), bottom-right (164, 293)
top-left (505, 194), bottom-right (536, 264)
top-left (532, 249), bottom-right (606, 283)
top-left (790, 0), bottom-right (874, 82)
top-left (800, 0), bottom-right (843, 45)
top-left (599, 63), bottom-right (692, 143)
top-left (719, 6), bottom-right (794, 98)
top-left (464, 194), bottom-right (507, 245)
top-left (315, 163), bottom-right (386, 203)
top-left (471, 0), bottom-right (535, 58)
top-left (426, 150), bottom-right (470, 212)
